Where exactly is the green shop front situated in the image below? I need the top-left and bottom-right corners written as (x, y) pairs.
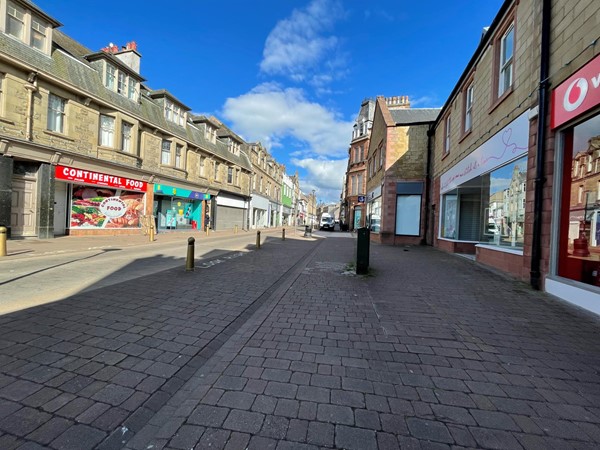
top-left (153, 183), bottom-right (211, 232)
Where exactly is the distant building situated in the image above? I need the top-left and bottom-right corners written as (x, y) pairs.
top-left (365, 97), bottom-right (439, 245)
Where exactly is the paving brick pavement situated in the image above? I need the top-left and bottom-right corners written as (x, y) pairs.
top-left (2, 232), bottom-right (600, 449)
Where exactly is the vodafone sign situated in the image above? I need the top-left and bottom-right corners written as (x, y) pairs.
top-left (551, 53), bottom-right (600, 129)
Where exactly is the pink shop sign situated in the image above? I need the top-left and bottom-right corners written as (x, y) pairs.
top-left (440, 111), bottom-right (529, 194)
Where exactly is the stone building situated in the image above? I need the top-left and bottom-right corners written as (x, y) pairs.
top-left (430, 0), bottom-right (600, 315)
top-left (365, 96), bottom-right (439, 245)
top-left (343, 98), bottom-right (375, 231)
top-left (246, 142), bottom-right (284, 229)
top-left (0, 1), bottom-right (268, 238)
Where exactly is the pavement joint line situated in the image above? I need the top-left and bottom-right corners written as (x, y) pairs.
top-left (123, 237), bottom-right (326, 450)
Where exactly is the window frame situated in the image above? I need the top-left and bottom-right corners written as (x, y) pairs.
top-left (161, 139), bottom-right (171, 165)
top-left (443, 115), bottom-right (451, 156)
top-left (463, 81), bottom-right (474, 134)
top-left (6, 1), bottom-right (51, 54)
top-left (175, 144), bottom-right (183, 169)
top-left (498, 24), bottom-right (514, 98)
top-left (47, 93), bottom-right (66, 133)
top-left (491, 7), bottom-right (517, 108)
top-left (99, 114), bottom-right (115, 147)
top-left (120, 121), bottom-right (133, 153)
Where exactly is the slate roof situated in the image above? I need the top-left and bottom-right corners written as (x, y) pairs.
top-left (0, 23), bottom-right (251, 172)
top-left (389, 108), bottom-right (441, 125)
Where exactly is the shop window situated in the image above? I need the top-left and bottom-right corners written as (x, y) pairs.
top-left (368, 198), bottom-right (381, 233)
top-left (99, 115), bottom-right (115, 147)
top-left (440, 155), bottom-right (527, 248)
top-left (47, 94), bottom-right (65, 133)
top-left (558, 113), bottom-right (600, 288)
top-left (396, 195), bottom-right (421, 236)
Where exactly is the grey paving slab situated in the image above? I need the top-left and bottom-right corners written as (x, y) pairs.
top-left (3, 231), bottom-right (600, 449)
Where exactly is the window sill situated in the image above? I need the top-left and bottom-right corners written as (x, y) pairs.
top-left (488, 86), bottom-right (513, 114)
top-left (0, 117), bottom-right (15, 125)
top-left (44, 130), bottom-right (75, 142)
top-left (458, 129), bottom-right (472, 144)
top-left (475, 243), bottom-right (523, 256)
top-left (441, 152), bottom-right (450, 161)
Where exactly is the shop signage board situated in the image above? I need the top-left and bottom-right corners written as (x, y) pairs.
top-left (55, 165), bottom-right (146, 192)
top-left (154, 184), bottom-right (210, 200)
top-left (440, 111), bottom-right (529, 194)
top-left (551, 53), bottom-right (600, 129)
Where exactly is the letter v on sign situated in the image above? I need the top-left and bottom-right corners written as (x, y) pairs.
top-left (593, 74), bottom-right (600, 89)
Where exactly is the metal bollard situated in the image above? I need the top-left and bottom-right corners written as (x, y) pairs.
top-left (356, 227), bottom-right (370, 274)
top-left (186, 237), bottom-right (195, 271)
top-left (0, 226), bottom-right (7, 257)
top-left (282, 228), bottom-right (285, 241)
top-left (235, 225), bottom-right (238, 234)
top-left (256, 230), bottom-right (261, 249)
top-left (149, 223), bottom-right (155, 242)
top-left (303, 225), bottom-right (311, 237)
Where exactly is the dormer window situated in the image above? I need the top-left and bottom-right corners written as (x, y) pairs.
top-left (103, 61), bottom-right (138, 101)
top-left (6, 3), bottom-right (25, 40)
top-left (5, 1), bottom-right (53, 54)
top-left (30, 18), bottom-right (46, 50)
top-left (228, 141), bottom-right (240, 155)
top-left (165, 99), bottom-right (185, 126)
top-left (105, 64), bottom-right (115, 90)
top-left (205, 125), bottom-right (217, 143)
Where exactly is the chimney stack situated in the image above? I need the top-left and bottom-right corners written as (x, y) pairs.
top-left (101, 41), bottom-right (141, 74)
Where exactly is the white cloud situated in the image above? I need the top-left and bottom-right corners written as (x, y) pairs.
top-left (221, 83), bottom-right (352, 158)
top-left (260, 0), bottom-right (345, 83)
top-left (292, 157), bottom-right (347, 203)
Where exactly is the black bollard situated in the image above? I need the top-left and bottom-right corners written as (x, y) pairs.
top-left (186, 237), bottom-right (195, 271)
top-left (256, 230), bottom-right (261, 249)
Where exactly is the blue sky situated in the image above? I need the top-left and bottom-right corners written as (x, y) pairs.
top-left (35, 0), bottom-right (504, 204)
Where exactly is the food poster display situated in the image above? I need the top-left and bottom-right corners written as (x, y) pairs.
top-left (70, 185), bottom-right (145, 229)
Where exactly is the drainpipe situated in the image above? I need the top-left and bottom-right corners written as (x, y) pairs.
top-left (24, 72), bottom-right (38, 141)
top-left (530, 0), bottom-right (551, 290)
top-left (422, 123), bottom-right (434, 245)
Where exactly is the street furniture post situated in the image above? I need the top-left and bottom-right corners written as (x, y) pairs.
top-left (256, 230), bottom-right (261, 249)
top-left (149, 217), bottom-right (155, 242)
top-left (356, 227), bottom-right (370, 275)
top-left (0, 226), bottom-right (7, 257)
top-left (235, 225), bottom-right (238, 234)
top-left (282, 228), bottom-right (285, 241)
top-left (304, 225), bottom-right (311, 237)
top-left (186, 237), bottom-right (195, 271)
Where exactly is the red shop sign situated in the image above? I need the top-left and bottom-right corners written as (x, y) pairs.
top-left (55, 165), bottom-right (147, 192)
top-left (551, 53), bottom-right (600, 129)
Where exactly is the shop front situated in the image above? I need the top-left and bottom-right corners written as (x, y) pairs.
top-left (153, 183), bottom-right (210, 232)
top-left (251, 194), bottom-right (269, 229)
top-left (215, 193), bottom-right (247, 231)
top-left (366, 185), bottom-right (382, 235)
top-left (438, 111), bottom-right (530, 276)
top-left (54, 165), bottom-right (148, 236)
top-left (547, 53), bottom-right (600, 314)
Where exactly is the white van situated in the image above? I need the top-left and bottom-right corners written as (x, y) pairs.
top-left (319, 213), bottom-right (335, 231)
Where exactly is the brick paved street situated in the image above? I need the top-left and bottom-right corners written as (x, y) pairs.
top-left (1, 233), bottom-right (600, 449)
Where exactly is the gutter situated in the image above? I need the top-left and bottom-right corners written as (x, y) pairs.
top-left (530, 0), bottom-right (552, 290)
